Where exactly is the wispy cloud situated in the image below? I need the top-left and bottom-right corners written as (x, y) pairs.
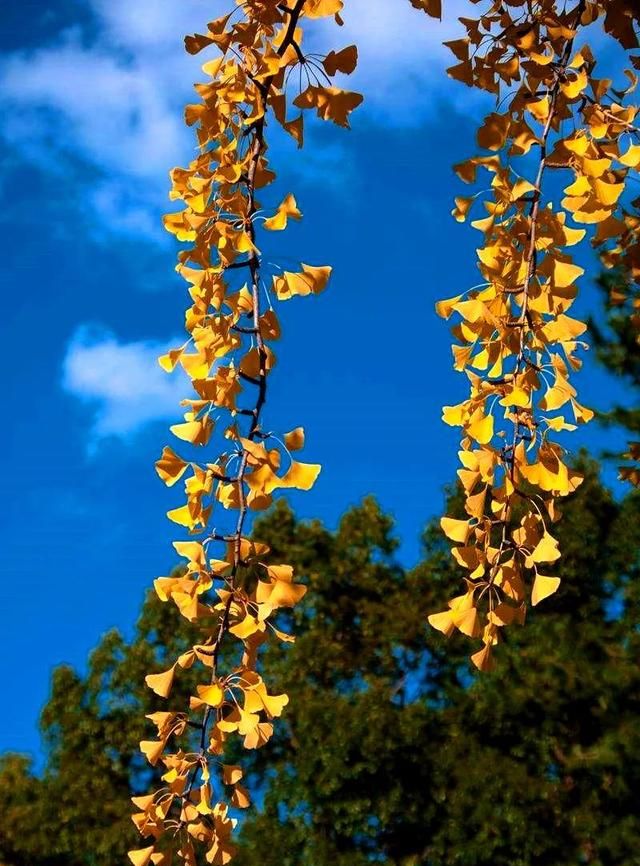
top-left (0, 40), bottom-right (182, 178)
top-left (0, 0), bottom-right (479, 240)
top-left (317, 0), bottom-right (480, 123)
top-left (62, 324), bottom-right (184, 446)
top-left (0, 0), bottom-right (210, 243)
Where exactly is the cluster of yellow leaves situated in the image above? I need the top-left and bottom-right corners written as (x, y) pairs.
top-left (130, 2), bottom-right (361, 864)
top-left (429, 0), bottom-right (640, 670)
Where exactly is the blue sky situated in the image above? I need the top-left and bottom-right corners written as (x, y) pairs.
top-left (0, 0), bottom-right (633, 759)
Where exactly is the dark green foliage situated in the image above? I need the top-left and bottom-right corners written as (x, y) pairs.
top-left (0, 573), bottom-right (200, 866)
top-left (589, 269), bottom-right (640, 437)
top-left (1, 465), bottom-right (640, 866)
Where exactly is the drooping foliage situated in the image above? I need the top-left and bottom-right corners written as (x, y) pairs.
top-left (133, 2), bottom-right (362, 864)
top-left (2, 466), bottom-right (640, 866)
top-left (59, 0), bottom-right (640, 859)
top-left (402, 0), bottom-right (640, 668)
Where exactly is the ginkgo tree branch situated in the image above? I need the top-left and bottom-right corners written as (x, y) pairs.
top-left (508, 4), bottom-right (585, 469)
top-left (130, 3), bottom-right (362, 865)
top-left (416, 0), bottom-right (640, 671)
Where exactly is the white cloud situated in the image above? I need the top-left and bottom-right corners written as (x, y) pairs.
top-left (317, 0), bottom-right (480, 122)
top-left (90, 0), bottom-right (216, 50)
top-left (89, 179), bottom-right (164, 242)
top-left (62, 325), bottom-right (185, 445)
top-left (0, 0), bottom-right (481, 239)
top-left (0, 42), bottom-right (180, 178)
top-left (0, 0), bottom-right (214, 242)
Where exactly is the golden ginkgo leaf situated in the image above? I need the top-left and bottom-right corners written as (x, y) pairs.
top-left (196, 683), bottom-right (225, 708)
top-left (263, 193), bottom-right (302, 231)
top-left (440, 517), bottom-right (472, 544)
top-left (145, 665), bottom-right (177, 699)
top-left (531, 574), bottom-right (561, 606)
top-left (322, 45), bottom-right (358, 76)
top-left (155, 447), bottom-right (188, 486)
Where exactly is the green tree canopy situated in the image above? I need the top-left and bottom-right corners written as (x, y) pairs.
top-left (590, 269), bottom-right (640, 438)
top-left (1, 460), bottom-right (639, 866)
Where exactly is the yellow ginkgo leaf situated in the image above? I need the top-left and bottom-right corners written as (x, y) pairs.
top-left (428, 610), bottom-right (456, 637)
top-left (323, 45), bottom-right (358, 76)
top-left (452, 606), bottom-right (481, 638)
top-left (410, 0), bottom-right (442, 17)
top-left (452, 196), bottom-right (475, 222)
top-left (272, 627), bottom-right (296, 643)
top-left (467, 412), bottom-right (494, 444)
top-left (170, 418), bottom-right (213, 446)
top-left (284, 427), bottom-right (305, 451)
top-left (128, 846), bottom-right (156, 866)
top-left (470, 644), bottom-right (495, 672)
top-left (303, 0), bottom-right (344, 18)
top-left (229, 615), bottom-right (262, 639)
top-left (257, 572), bottom-right (307, 609)
top-left (442, 402), bottom-right (465, 426)
top-left (263, 193), bottom-right (302, 231)
top-left (545, 415), bottom-right (577, 432)
top-left (447, 59), bottom-right (473, 86)
top-left (139, 740), bottom-right (164, 767)
top-left (510, 178), bottom-right (536, 200)
top-left (561, 68), bottom-right (588, 99)
top-left (264, 564), bottom-right (295, 581)
top-left (131, 794), bottom-right (155, 811)
top-left (162, 211), bottom-right (195, 242)
top-left (293, 85), bottom-right (363, 128)
top-left (531, 574), bottom-right (561, 606)
top-left (166, 505), bottom-right (197, 529)
top-left (592, 178), bottom-right (624, 206)
top-left (284, 114), bottom-right (304, 147)
top-left (173, 540), bottom-right (206, 566)
top-left (279, 460), bottom-right (321, 491)
top-left (244, 685), bottom-right (289, 719)
top-left (145, 665), bottom-right (176, 699)
top-left (499, 387), bottom-right (530, 408)
top-left (158, 347), bottom-right (184, 373)
top-left (231, 784), bottom-right (251, 809)
top-left (196, 683), bottom-right (225, 707)
top-left (514, 24), bottom-right (536, 50)
top-left (464, 486), bottom-right (487, 520)
top-left (619, 143), bottom-right (640, 168)
top-left (528, 532), bottom-right (561, 566)
top-left (527, 96), bottom-right (550, 123)
top-left (236, 708), bottom-right (261, 736)
top-left (222, 765), bottom-right (243, 785)
top-left (571, 399), bottom-right (594, 424)
top-left (273, 264), bottom-right (332, 300)
top-left (244, 721), bottom-right (273, 750)
top-left (440, 517), bottom-right (472, 544)
top-left (155, 447), bottom-right (188, 486)
top-left (488, 602), bottom-right (519, 627)
top-left (435, 293), bottom-right (463, 319)
top-left (541, 314), bottom-right (587, 343)
top-left (477, 112), bottom-right (510, 151)
top-left (550, 259), bottom-right (584, 288)
top-left (541, 376), bottom-right (575, 410)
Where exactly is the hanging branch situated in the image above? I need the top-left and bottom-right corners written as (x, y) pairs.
top-left (129, 3), bottom-right (362, 864)
top-left (412, 0), bottom-right (640, 669)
